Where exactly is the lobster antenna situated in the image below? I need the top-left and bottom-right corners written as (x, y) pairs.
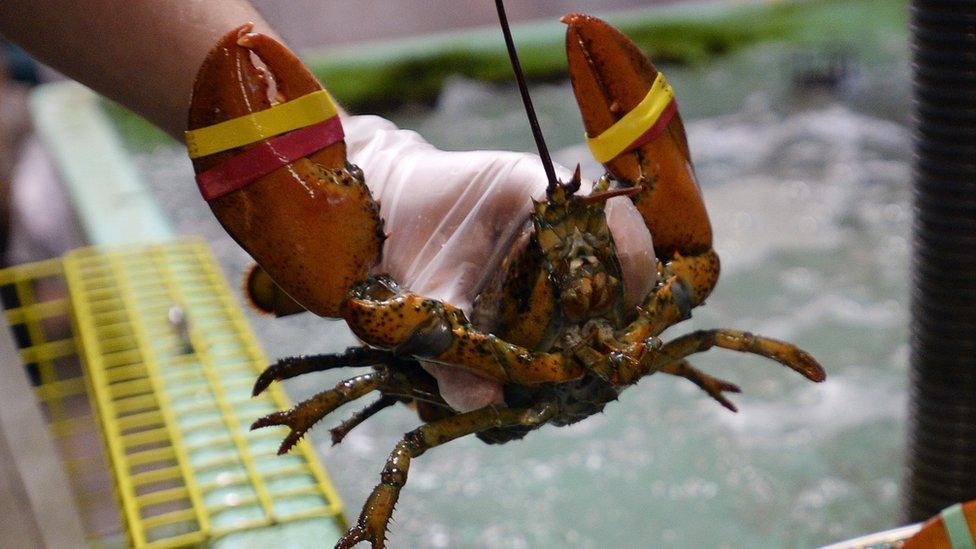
top-left (494, 0), bottom-right (559, 192)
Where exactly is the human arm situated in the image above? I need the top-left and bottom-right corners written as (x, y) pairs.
top-left (0, 0), bottom-right (277, 139)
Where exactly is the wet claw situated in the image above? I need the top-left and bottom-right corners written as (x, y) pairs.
top-left (661, 359), bottom-right (742, 412)
top-left (251, 409), bottom-right (311, 455)
top-left (188, 24), bottom-right (383, 318)
top-left (563, 12), bottom-right (712, 261)
top-left (702, 378), bottom-right (742, 413)
top-left (252, 363), bottom-right (290, 396)
top-left (251, 372), bottom-right (385, 453)
top-left (335, 523), bottom-right (385, 549)
top-left (336, 480), bottom-right (403, 548)
top-left (252, 347), bottom-right (392, 397)
top-left (329, 396), bottom-right (398, 446)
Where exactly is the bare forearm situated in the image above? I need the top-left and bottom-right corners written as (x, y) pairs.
top-left (0, 0), bottom-right (277, 139)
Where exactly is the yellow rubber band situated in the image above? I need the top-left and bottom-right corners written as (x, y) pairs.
top-left (185, 89), bottom-right (338, 159)
top-left (585, 72), bottom-right (675, 164)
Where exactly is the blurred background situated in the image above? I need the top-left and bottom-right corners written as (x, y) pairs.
top-left (253, 0), bottom-right (674, 48)
top-left (0, 0), bottom-right (928, 547)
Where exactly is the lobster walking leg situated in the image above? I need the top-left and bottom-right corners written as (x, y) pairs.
top-left (659, 359), bottom-right (742, 412)
top-left (329, 395), bottom-right (399, 446)
top-left (253, 347), bottom-right (394, 396)
top-left (252, 371), bottom-right (389, 454)
top-left (337, 403), bottom-right (558, 549)
top-left (343, 288), bottom-right (586, 385)
top-left (644, 330), bottom-right (826, 383)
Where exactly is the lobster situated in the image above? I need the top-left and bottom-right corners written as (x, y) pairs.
top-left (185, 10), bottom-right (825, 548)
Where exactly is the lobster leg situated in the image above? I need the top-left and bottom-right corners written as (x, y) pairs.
top-left (342, 280), bottom-right (587, 386)
top-left (643, 330), bottom-right (826, 383)
top-left (659, 359), bottom-right (741, 412)
top-left (329, 395), bottom-right (399, 446)
top-left (252, 371), bottom-right (388, 454)
top-left (252, 346), bottom-right (393, 396)
top-left (336, 403), bottom-right (557, 549)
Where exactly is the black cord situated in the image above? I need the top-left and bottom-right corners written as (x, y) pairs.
top-left (494, 0), bottom-right (558, 192)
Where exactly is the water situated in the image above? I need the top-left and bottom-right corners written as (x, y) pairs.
top-left (134, 36), bottom-right (911, 548)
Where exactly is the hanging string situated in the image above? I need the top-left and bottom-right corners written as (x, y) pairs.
top-left (494, 0), bottom-right (559, 192)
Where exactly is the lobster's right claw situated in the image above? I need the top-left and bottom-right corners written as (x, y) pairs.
top-left (187, 24), bottom-right (383, 318)
top-left (563, 13), bottom-right (713, 261)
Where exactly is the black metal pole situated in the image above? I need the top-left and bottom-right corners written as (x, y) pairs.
top-left (905, 0), bottom-right (976, 521)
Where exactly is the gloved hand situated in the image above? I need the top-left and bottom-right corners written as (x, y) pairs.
top-left (343, 114), bottom-right (656, 412)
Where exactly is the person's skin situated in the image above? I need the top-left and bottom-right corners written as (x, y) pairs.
top-left (0, 0), bottom-right (275, 139)
top-left (0, 1), bottom-right (656, 412)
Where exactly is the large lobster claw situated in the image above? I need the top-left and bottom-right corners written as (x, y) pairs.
top-left (563, 14), bottom-right (712, 262)
top-left (188, 24), bottom-right (383, 317)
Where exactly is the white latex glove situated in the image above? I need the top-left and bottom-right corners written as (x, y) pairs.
top-left (343, 114), bottom-right (656, 412)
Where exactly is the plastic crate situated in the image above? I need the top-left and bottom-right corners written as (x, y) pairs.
top-left (0, 239), bottom-right (346, 547)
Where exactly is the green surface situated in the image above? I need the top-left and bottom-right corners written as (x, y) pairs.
top-left (309, 0), bottom-right (905, 112)
top-left (211, 518), bottom-right (345, 549)
top-left (103, 0), bottom-right (907, 150)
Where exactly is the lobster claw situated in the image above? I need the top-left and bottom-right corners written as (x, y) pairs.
top-left (563, 13), bottom-right (712, 261)
top-left (244, 264), bottom-right (308, 317)
top-left (187, 24), bottom-right (383, 317)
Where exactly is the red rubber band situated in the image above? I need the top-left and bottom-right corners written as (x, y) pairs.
top-left (194, 116), bottom-right (344, 200)
top-left (622, 99), bottom-right (678, 156)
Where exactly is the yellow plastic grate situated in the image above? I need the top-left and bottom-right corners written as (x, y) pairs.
top-left (0, 239), bottom-right (345, 547)
top-left (0, 257), bottom-right (121, 540)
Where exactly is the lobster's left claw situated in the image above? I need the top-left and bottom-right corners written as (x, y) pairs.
top-left (188, 25), bottom-right (383, 318)
top-left (563, 13), bottom-right (712, 261)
